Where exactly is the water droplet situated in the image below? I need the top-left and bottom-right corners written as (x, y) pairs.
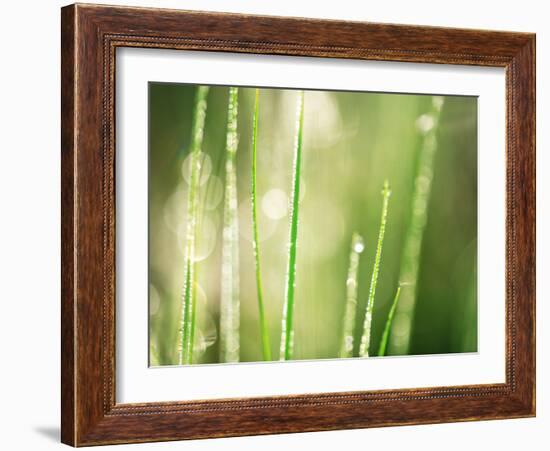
top-left (344, 336), bottom-right (353, 353)
top-left (416, 114), bottom-right (435, 134)
top-left (181, 152), bottom-right (212, 186)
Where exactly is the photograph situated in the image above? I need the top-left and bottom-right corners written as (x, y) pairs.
top-left (148, 83), bottom-right (478, 366)
top-left (50, 2), bottom-right (537, 447)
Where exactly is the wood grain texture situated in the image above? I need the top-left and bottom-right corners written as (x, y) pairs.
top-left (61, 3), bottom-right (536, 446)
top-left (60, 5), bottom-right (76, 445)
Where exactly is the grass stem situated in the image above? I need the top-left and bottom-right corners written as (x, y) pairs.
top-left (339, 232), bottom-right (364, 358)
top-left (390, 96), bottom-right (445, 355)
top-left (220, 87), bottom-right (241, 363)
top-left (251, 89), bottom-right (272, 361)
top-left (377, 284), bottom-right (402, 357)
top-left (359, 180), bottom-right (392, 357)
top-left (280, 91), bottom-right (305, 361)
top-left (179, 85), bottom-right (209, 365)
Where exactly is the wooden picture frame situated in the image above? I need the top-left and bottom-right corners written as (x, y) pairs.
top-left (61, 3), bottom-right (535, 446)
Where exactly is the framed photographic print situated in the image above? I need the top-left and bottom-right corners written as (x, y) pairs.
top-left (61, 3), bottom-right (535, 446)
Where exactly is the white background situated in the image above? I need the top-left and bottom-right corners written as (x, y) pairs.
top-left (117, 49), bottom-right (506, 402)
top-left (0, 0), bottom-right (546, 450)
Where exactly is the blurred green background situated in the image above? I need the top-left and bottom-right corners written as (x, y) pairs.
top-left (148, 83), bottom-right (477, 366)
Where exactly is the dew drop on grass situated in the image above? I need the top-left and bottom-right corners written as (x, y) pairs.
top-left (182, 152), bottom-right (212, 186)
top-left (416, 114), bottom-right (435, 134)
top-left (353, 236), bottom-right (365, 254)
top-left (339, 232), bottom-right (364, 358)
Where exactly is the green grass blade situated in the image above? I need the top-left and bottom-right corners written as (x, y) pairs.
top-left (390, 97), bottom-right (445, 355)
top-left (339, 232), bottom-right (365, 358)
top-left (280, 91), bottom-right (305, 361)
top-left (220, 87), bottom-right (241, 363)
top-left (189, 279), bottom-right (198, 362)
top-left (251, 89), bottom-right (272, 361)
top-left (377, 284), bottom-right (402, 357)
top-left (179, 85), bottom-right (209, 365)
top-left (359, 180), bottom-right (392, 358)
